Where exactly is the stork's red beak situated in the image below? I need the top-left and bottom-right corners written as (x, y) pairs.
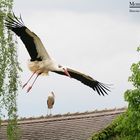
top-left (63, 68), bottom-right (71, 78)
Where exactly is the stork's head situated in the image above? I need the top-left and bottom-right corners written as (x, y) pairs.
top-left (58, 65), bottom-right (71, 78)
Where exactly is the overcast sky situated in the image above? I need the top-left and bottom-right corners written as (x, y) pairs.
top-left (11, 0), bottom-right (140, 117)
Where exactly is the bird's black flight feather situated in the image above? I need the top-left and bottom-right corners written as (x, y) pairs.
top-left (5, 14), bottom-right (42, 61)
top-left (53, 68), bottom-right (110, 96)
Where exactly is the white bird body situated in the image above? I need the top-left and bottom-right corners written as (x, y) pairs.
top-left (5, 14), bottom-right (110, 95)
top-left (28, 59), bottom-right (57, 75)
top-left (47, 92), bottom-right (55, 115)
top-left (47, 92), bottom-right (55, 109)
top-left (47, 96), bottom-right (54, 109)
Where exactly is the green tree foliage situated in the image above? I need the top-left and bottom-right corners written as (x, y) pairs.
top-left (91, 48), bottom-right (140, 140)
top-left (0, 0), bottom-right (21, 139)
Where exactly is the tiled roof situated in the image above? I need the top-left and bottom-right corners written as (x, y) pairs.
top-left (0, 108), bottom-right (125, 140)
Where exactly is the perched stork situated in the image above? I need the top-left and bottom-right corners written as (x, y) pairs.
top-left (5, 14), bottom-right (110, 95)
top-left (47, 91), bottom-right (55, 115)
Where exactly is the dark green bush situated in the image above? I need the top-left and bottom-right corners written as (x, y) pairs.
top-left (91, 47), bottom-right (140, 140)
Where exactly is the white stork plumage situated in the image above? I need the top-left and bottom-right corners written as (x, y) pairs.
top-left (47, 91), bottom-right (55, 115)
top-left (5, 14), bottom-right (110, 95)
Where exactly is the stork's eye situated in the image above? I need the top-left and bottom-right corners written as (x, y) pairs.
top-left (58, 65), bottom-right (62, 68)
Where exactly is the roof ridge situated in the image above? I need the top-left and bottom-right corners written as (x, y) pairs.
top-left (1, 108), bottom-right (126, 126)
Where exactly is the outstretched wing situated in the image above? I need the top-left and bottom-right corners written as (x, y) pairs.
top-left (53, 68), bottom-right (110, 96)
top-left (5, 14), bottom-right (50, 61)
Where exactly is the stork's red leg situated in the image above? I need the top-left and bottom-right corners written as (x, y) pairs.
top-left (27, 73), bottom-right (41, 93)
top-left (22, 71), bottom-right (36, 89)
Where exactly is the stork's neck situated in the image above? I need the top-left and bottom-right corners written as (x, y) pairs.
top-left (51, 92), bottom-right (55, 97)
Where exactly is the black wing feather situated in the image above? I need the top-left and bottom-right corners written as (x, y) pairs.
top-left (53, 68), bottom-right (110, 96)
top-left (5, 14), bottom-right (42, 61)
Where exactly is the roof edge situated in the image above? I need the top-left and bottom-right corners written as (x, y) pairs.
top-left (1, 108), bottom-right (126, 126)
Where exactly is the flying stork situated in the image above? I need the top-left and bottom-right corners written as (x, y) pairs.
top-left (47, 91), bottom-right (55, 115)
top-left (5, 14), bottom-right (110, 95)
